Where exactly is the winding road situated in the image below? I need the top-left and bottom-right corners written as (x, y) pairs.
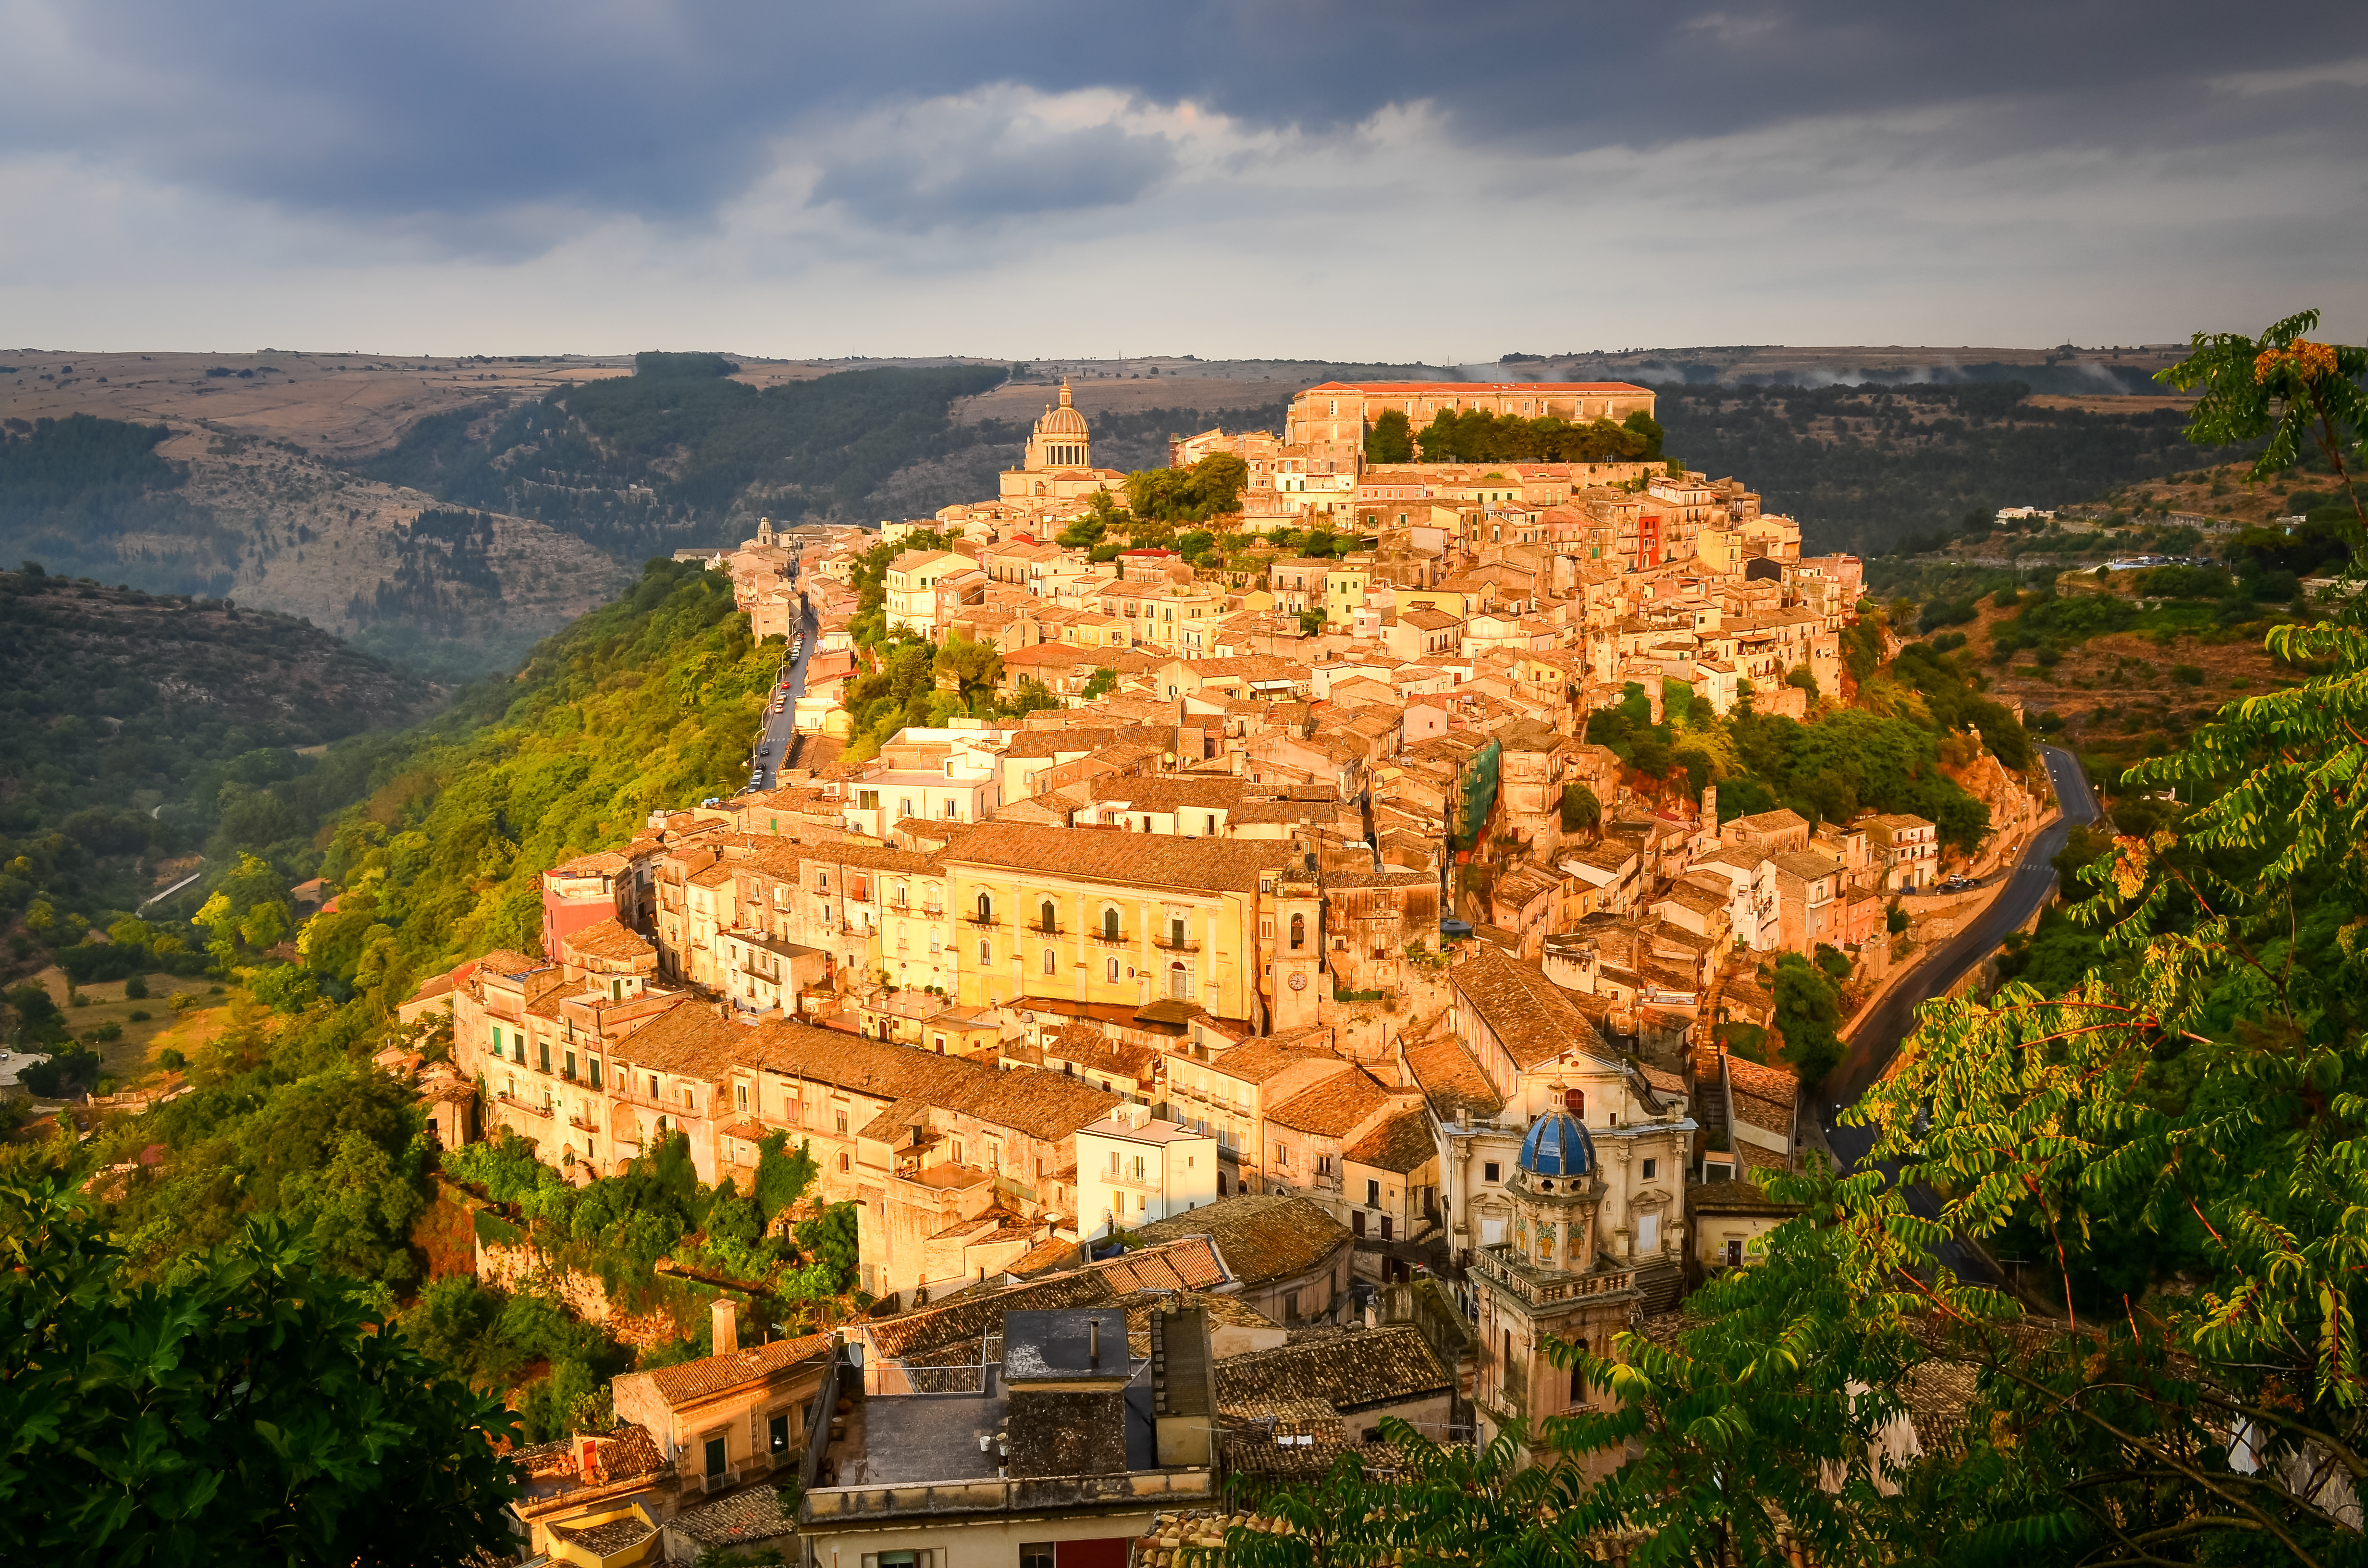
top-left (1813, 744), bottom-right (2101, 1277)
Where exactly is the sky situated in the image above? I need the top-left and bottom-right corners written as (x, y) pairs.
top-left (4, 0), bottom-right (2365, 361)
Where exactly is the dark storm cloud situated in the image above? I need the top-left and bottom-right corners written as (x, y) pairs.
top-left (8, 0), bottom-right (2364, 238)
top-left (807, 106), bottom-right (1178, 232)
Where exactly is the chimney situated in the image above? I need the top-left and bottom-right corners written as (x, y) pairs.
top-left (711, 1297), bottom-right (739, 1356)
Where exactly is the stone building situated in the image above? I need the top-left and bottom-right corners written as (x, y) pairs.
top-left (1470, 1107), bottom-right (1645, 1472)
top-left (1000, 379), bottom-right (1124, 504)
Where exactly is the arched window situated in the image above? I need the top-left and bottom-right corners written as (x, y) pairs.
top-left (1564, 1088), bottom-right (1585, 1116)
top-left (1169, 961), bottom-right (1190, 1001)
top-left (1042, 949), bottom-right (1056, 975)
top-left (1102, 907), bottom-right (1119, 941)
top-left (1105, 956), bottom-right (1120, 983)
top-left (978, 939), bottom-right (991, 963)
top-left (976, 891), bottom-right (992, 922)
top-left (1040, 899), bottom-right (1056, 932)
top-left (1570, 1354), bottom-right (1587, 1404)
top-left (1289, 913), bottom-right (1305, 950)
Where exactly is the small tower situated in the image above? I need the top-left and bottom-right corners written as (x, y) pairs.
top-left (1472, 1101), bottom-right (1642, 1476)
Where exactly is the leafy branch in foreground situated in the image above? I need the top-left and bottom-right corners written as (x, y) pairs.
top-left (0, 1172), bottom-right (522, 1565)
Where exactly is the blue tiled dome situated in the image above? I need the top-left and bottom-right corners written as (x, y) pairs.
top-left (1519, 1109), bottom-right (1596, 1178)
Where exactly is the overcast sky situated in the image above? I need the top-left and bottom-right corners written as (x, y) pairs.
top-left (5, 0), bottom-right (2364, 360)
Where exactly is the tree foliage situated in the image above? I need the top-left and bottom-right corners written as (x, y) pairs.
top-left (1414, 408), bottom-right (1654, 464)
top-left (0, 1173), bottom-right (521, 1565)
top-left (1123, 452), bottom-right (1249, 524)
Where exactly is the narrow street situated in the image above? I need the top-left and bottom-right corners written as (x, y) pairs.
top-left (1813, 744), bottom-right (2101, 1280)
top-left (748, 598), bottom-right (818, 793)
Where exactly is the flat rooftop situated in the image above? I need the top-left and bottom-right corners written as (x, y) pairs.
top-left (840, 1387), bottom-right (1007, 1487)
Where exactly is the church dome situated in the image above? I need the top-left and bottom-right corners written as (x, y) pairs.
top-left (1036, 378), bottom-right (1089, 437)
top-left (1518, 1109), bottom-right (1595, 1178)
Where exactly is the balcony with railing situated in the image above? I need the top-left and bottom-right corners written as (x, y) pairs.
top-left (1028, 921), bottom-right (1064, 936)
top-left (1470, 1244), bottom-right (1635, 1307)
top-left (962, 912), bottom-right (1001, 929)
top-left (1087, 927), bottom-right (1130, 948)
top-left (1153, 932), bottom-right (1200, 954)
top-left (497, 1094), bottom-right (553, 1120)
top-left (1100, 1165), bottom-right (1164, 1194)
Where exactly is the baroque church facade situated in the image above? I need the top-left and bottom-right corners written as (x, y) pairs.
top-left (999, 378), bottom-right (1123, 504)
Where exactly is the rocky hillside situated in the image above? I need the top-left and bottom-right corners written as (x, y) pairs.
top-left (0, 407), bottom-right (627, 681)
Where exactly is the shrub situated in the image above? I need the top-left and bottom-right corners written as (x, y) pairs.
top-left (156, 1046), bottom-right (184, 1068)
top-left (2170, 664), bottom-right (2205, 686)
top-left (129, 1009), bottom-right (151, 1022)
top-left (123, 974), bottom-right (148, 1000)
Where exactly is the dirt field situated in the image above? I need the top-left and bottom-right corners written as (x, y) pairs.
top-left (26, 964), bottom-right (233, 1082)
top-left (0, 348), bottom-right (644, 459)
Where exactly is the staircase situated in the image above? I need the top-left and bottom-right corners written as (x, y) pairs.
top-left (1631, 1258), bottom-right (1685, 1315)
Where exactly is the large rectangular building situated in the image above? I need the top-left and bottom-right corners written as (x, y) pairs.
top-left (1286, 381), bottom-right (1658, 474)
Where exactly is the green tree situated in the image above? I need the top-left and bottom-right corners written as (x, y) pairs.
top-left (4, 982), bottom-right (66, 1047)
top-left (0, 1173), bottom-right (522, 1564)
top-left (1770, 950), bottom-right (1844, 1082)
top-left (1080, 667), bottom-right (1118, 699)
top-left (1122, 453), bottom-right (1249, 524)
top-left (1363, 408), bottom-right (1415, 464)
top-left (1622, 408), bottom-right (1665, 460)
top-left (933, 629), bottom-right (1002, 704)
top-left (753, 1130), bottom-right (820, 1229)
top-left (1557, 782), bottom-right (1601, 835)
top-left (2158, 308), bottom-right (2367, 534)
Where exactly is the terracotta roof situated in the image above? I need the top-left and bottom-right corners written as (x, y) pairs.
top-left (1453, 944), bottom-right (1612, 1072)
top-left (638, 1332), bottom-right (833, 1408)
top-left (1131, 1194), bottom-right (1349, 1288)
top-left (1213, 1326), bottom-right (1450, 1421)
top-left (563, 919), bottom-right (655, 962)
top-left (945, 821), bottom-right (1295, 895)
top-left (1687, 1177), bottom-right (1804, 1215)
top-left (1343, 1108), bottom-right (1435, 1175)
top-left (606, 1004), bottom-right (743, 1081)
top-left (475, 949), bottom-right (549, 982)
top-left (1267, 1069), bottom-right (1399, 1139)
top-left (1208, 1036), bottom-right (1344, 1087)
top-left (1404, 1035), bottom-right (1502, 1121)
top-left (1727, 1054), bottom-right (1799, 1133)
top-left (749, 1019), bottom-right (1121, 1144)
top-left (552, 850), bottom-right (631, 876)
top-left (668, 1484), bottom-right (796, 1550)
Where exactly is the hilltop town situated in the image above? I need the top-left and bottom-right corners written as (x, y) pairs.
top-left (363, 373), bottom-right (2044, 1561)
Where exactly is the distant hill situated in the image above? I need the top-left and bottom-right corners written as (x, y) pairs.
top-left (1646, 380), bottom-right (2256, 558)
top-left (0, 411), bottom-right (629, 682)
top-left (354, 363), bottom-right (1296, 550)
top-left (0, 565), bottom-right (438, 968)
top-left (2, 341), bottom-right (2258, 595)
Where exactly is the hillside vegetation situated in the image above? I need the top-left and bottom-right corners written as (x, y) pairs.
top-left (359, 362), bottom-right (1009, 554)
top-left (4, 557), bottom-right (837, 1489)
top-left (0, 566), bottom-right (435, 991)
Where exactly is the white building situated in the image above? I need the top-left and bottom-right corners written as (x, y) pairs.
top-left (883, 550), bottom-right (968, 636)
top-left (1076, 1104), bottom-right (1220, 1237)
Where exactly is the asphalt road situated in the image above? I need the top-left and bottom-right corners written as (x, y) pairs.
top-left (1814, 743), bottom-right (2101, 1278)
top-left (748, 598), bottom-right (817, 793)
